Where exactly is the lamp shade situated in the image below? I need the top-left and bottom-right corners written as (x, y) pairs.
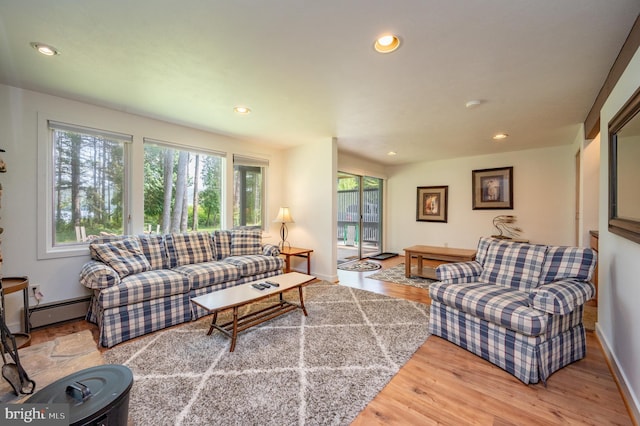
top-left (274, 207), bottom-right (294, 223)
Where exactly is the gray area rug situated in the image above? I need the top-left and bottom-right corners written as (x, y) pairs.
top-left (366, 263), bottom-right (436, 289)
top-left (104, 282), bottom-right (430, 425)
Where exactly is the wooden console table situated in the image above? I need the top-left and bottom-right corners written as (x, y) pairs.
top-left (280, 247), bottom-right (313, 275)
top-left (404, 245), bottom-right (476, 280)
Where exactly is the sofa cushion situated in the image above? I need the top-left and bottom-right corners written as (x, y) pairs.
top-left (540, 246), bottom-right (597, 284)
top-left (429, 281), bottom-right (548, 336)
top-left (230, 229), bottom-right (262, 256)
top-left (98, 269), bottom-right (190, 308)
top-left (91, 238), bottom-right (151, 278)
top-left (223, 255), bottom-right (285, 277)
top-left (475, 236), bottom-right (495, 267)
top-left (137, 234), bottom-right (168, 270)
top-left (173, 262), bottom-right (241, 290)
top-left (166, 232), bottom-right (214, 267)
top-left (213, 230), bottom-right (232, 260)
top-left (479, 240), bottom-right (547, 292)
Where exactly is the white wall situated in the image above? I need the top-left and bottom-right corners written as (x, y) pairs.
top-left (385, 144), bottom-right (577, 252)
top-left (582, 134), bottom-right (600, 245)
top-left (283, 138), bottom-right (337, 282)
top-left (598, 45), bottom-right (640, 419)
top-left (0, 84), bottom-right (285, 329)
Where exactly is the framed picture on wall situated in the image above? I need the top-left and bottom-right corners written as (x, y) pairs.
top-left (472, 166), bottom-right (513, 209)
top-left (416, 186), bottom-right (448, 222)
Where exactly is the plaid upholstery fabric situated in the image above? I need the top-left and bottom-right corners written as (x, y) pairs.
top-left (235, 270), bottom-right (281, 284)
top-left (89, 234), bottom-right (127, 259)
top-left (80, 260), bottom-right (121, 289)
top-left (528, 279), bottom-right (595, 315)
top-left (262, 244), bottom-right (281, 256)
top-left (137, 234), bottom-right (168, 270)
top-left (98, 269), bottom-right (190, 308)
top-left (429, 281), bottom-right (548, 336)
top-left (545, 306), bottom-right (584, 338)
top-left (91, 237), bottom-right (151, 278)
top-left (213, 230), bottom-right (232, 260)
top-left (97, 294), bottom-right (191, 347)
top-left (223, 255), bottom-right (285, 277)
top-left (540, 246), bottom-right (597, 284)
top-left (436, 261), bottom-right (483, 283)
top-left (230, 229), bottom-right (262, 256)
top-left (429, 301), bottom-right (541, 384)
top-left (479, 240), bottom-right (547, 291)
top-left (166, 232), bottom-right (214, 267)
top-left (475, 236), bottom-right (496, 267)
top-left (173, 262), bottom-right (241, 290)
top-left (536, 324), bottom-right (586, 383)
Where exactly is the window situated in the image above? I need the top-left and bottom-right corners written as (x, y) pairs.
top-left (143, 140), bottom-right (224, 233)
top-left (48, 121), bottom-right (130, 247)
top-left (233, 155), bottom-right (267, 228)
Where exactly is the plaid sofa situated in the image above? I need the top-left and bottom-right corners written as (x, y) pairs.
top-left (428, 237), bottom-right (596, 384)
top-left (80, 229), bottom-right (284, 347)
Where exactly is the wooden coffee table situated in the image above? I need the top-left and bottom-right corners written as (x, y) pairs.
top-left (404, 245), bottom-right (476, 280)
top-left (190, 272), bottom-right (316, 351)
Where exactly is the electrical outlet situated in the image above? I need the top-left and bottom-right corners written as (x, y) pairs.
top-left (30, 285), bottom-right (41, 299)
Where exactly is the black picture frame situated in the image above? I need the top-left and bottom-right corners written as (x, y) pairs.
top-left (416, 186), bottom-right (448, 222)
top-left (472, 167), bottom-right (513, 210)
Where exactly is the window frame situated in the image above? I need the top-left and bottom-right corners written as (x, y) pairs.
top-left (37, 114), bottom-right (132, 259)
top-left (142, 138), bottom-right (227, 234)
top-left (233, 155), bottom-right (268, 230)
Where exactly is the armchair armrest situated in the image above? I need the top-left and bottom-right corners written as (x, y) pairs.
top-left (80, 260), bottom-right (121, 290)
top-left (262, 244), bottom-right (281, 256)
top-left (436, 261), bottom-right (483, 283)
top-left (528, 279), bottom-right (595, 315)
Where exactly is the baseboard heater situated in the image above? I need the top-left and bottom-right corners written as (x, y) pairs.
top-left (28, 296), bottom-right (91, 329)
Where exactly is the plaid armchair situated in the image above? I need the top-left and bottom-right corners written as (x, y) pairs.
top-left (428, 237), bottom-right (596, 384)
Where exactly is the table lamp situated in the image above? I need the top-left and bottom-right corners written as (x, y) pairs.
top-left (274, 207), bottom-right (294, 250)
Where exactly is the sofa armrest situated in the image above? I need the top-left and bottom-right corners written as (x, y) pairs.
top-left (436, 261), bottom-right (483, 283)
top-left (80, 260), bottom-right (121, 290)
top-left (262, 244), bottom-right (281, 256)
top-left (528, 279), bottom-right (595, 315)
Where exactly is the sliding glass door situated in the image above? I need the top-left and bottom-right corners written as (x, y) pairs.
top-left (337, 172), bottom-right (383, 264)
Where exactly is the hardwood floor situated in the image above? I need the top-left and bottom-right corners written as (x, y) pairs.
top-left (341, 256), bottom-right (634, 426)
top-left (30, 255), bottom-right (634, 425)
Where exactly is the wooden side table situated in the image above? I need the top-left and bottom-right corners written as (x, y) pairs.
top-left (403, 245), bottom-right (476, 280)
top-left (280, 247), bottom-right (313, 275)
top-left (0, 276), bottom-right (31, 348)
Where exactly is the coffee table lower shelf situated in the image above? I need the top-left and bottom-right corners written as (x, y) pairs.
top-left (207, 291), bottom-right (306, 352)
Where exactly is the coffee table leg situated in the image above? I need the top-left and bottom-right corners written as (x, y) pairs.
top-left (298, 286), bottom-right (308, 316)
top-left (206, 311), bottom-right (218, 336)
top-left (230, 307), bottom-right (239, 352)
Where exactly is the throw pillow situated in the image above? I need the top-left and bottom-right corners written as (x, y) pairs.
top-left (92, 238), bottom-right (151, 278)
top-left (230, 229), bottom-right (262, 256)
top-left (539, 246), bottom-right (597, 284)
top-left (166, 232), bottom-right (214, 266)
top-left (479, 240), bottom-right (547, 292)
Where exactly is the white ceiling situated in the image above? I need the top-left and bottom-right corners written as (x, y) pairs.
top-left (1, 1), bottom-right (639, 165)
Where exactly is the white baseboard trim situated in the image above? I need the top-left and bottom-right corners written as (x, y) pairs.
top-left (596, 322), bottom-right (640, 424)
top-left (291, 269), bottom-right (336, 283)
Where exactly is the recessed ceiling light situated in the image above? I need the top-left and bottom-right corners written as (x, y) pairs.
top-left (465, 100), bottom-right (482, 109)
top-left (493, 133), bottom-right (509, 140)
top-left (233, 106), bottom-right (251, 114)
top-left (374, 34), bottom-right (401, 53)
top-left (387, 151), bottom-right (397, 156)
top-left (30, 42), bottom-right (59, 56)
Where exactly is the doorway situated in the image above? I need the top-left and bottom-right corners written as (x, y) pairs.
top-left (337, 172), bottom-right (383, 264)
